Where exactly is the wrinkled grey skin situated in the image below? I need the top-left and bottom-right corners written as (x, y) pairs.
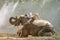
top-left (9, 16), bottom-right (55, 37)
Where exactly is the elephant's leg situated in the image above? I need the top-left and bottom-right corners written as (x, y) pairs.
top-left (38, 29), bottom-right (44, 36)
top-left (19, 30), bottom-right (23, 37)
top-left (50, 28), bottom-right (55, 35)
top-left (17, 29), bottom-right (28, 37)
top-left (38, 27), bottom-right (55, 36)
top-left (42, 32), bottom-right (53, 36)
top-left (21, 29), bottom-right (28, 37)
top-left (43, 27), bottom-right (55, 35)
top-left (37, 29), bottom-right (52, 36)
top-left (30, 29), bottom-right (39, 36)
top-left (17, 30), bottom-right (22, 37)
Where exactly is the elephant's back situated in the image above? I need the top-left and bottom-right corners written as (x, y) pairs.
top-left (32, 20), bottom-right (53, 27)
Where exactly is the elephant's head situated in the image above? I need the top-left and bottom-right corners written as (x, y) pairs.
top-left (9, 15), bottom-right (28, 26)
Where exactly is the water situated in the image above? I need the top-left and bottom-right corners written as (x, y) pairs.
top-left (0, 0), bottom-right (19, 34)
top-left (11, 0), bottom-right (19, 14)
top-left (0, 2), bottom-right (13, 27)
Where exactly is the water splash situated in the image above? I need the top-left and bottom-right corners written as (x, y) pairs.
top-left (11, 0), bottom-right (19, 14)
top-left (0, 0), bottom-right (19, 27)
top-left (40, 0), bottom-right (53, 8)
top-left (0, 2), bottom-right (13, 27)
top-left (40, 0), bottom-right (47, 8)
top-left (42, 0), bottom-right (47, 6)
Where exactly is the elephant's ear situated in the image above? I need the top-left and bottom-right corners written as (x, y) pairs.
top-left (9, 17), bottom-right (17, 25)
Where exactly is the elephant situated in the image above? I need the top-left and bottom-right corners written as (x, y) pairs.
top-left (9, 15), bottom-right (55, 37)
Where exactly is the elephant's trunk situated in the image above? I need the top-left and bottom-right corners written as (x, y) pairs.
top-left (9, 16), bottom-right (18, 26)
